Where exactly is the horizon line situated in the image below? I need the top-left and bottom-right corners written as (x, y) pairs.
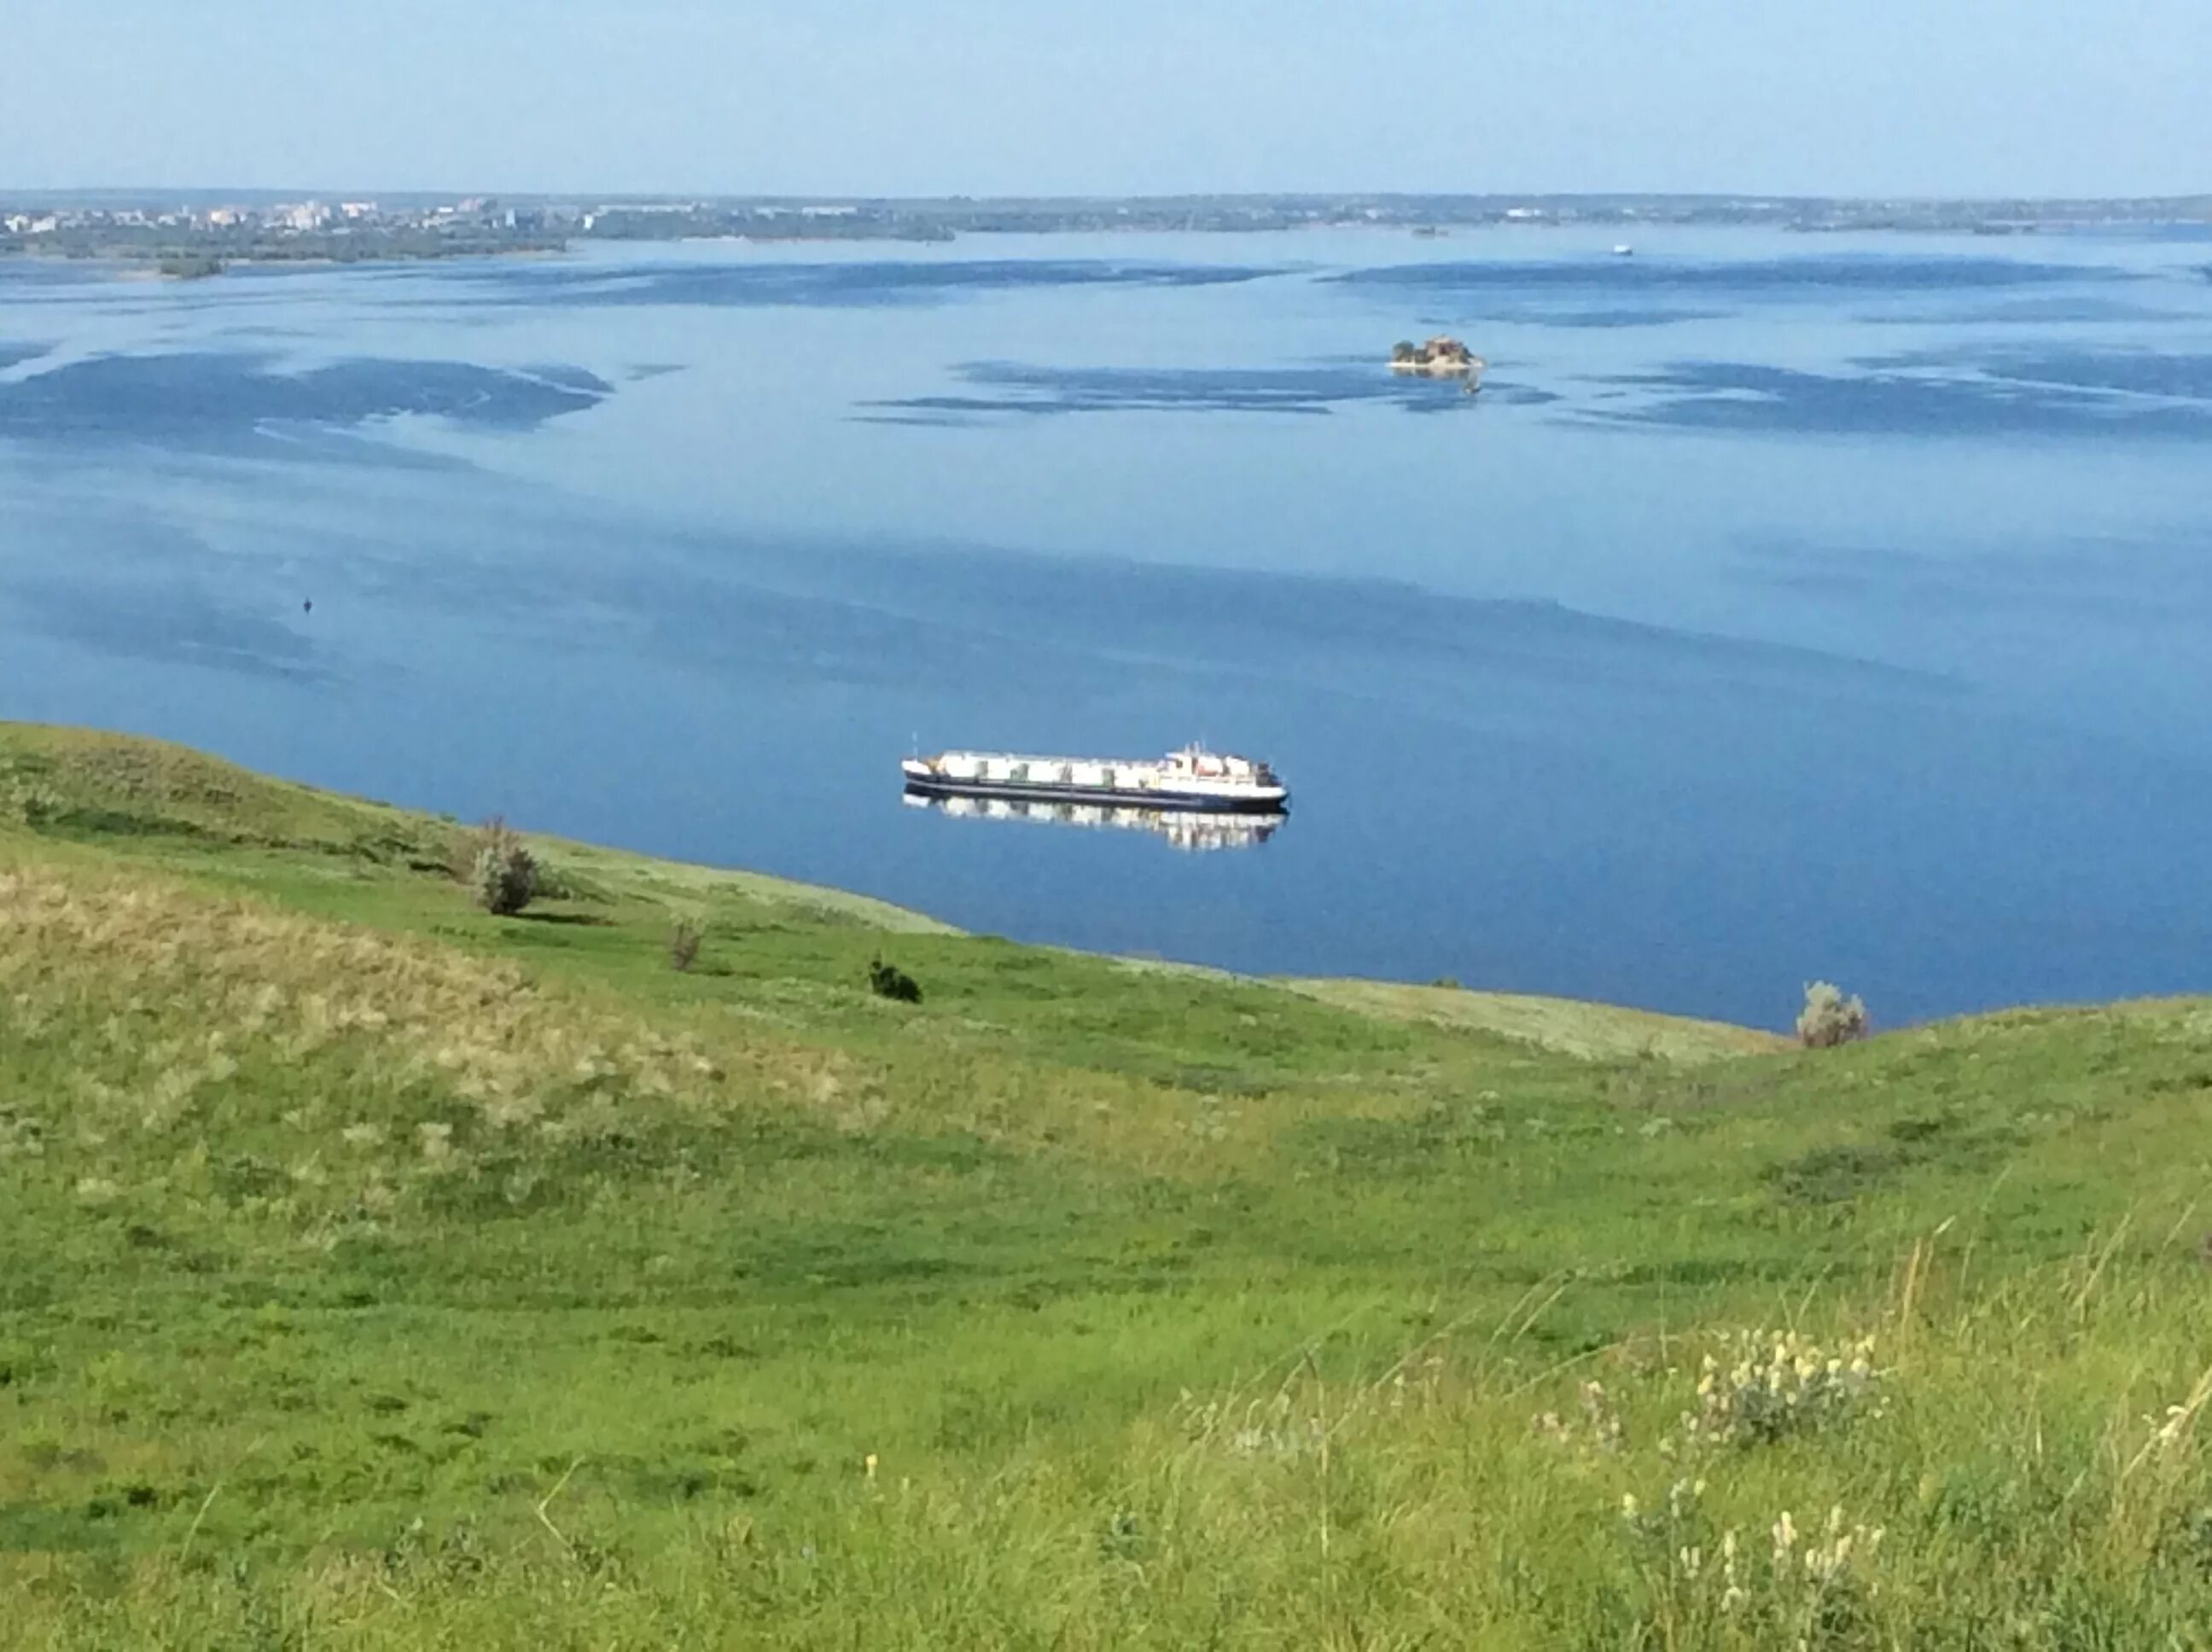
top-left (9, 186), bottom-right (2212, 206)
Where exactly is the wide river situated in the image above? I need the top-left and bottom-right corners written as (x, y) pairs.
top-left (4, 226), bottom-right (2210, 1028)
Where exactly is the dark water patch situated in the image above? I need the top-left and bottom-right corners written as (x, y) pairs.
top-left (0, 342), bottom-right (49, 372)
top-left (560, 568), bottom-right (1111, 692)
top-left (899, 551), bottom-right (1938, 695)
top-left (434, 258), bottom-right (1283, 310)
top-left (0, 351), bottom-right (611, 457)
top-left (0, 575), bottom-right (329, 683)
top-left (1865, 346), bottom-right (2212, 401)
top-left (626, 362), bottom-right (686, 381)
top-left (513, 362), bottom-right (612, 398)
top-left (851, 410), bottom-right (981, 428)
top-left (1870, 295), bottom-right (2193, 326)
top-left (1733, 531), bottom-right (2212, 625)
top-left (1589, 358), bottom-right (2212, 438)
top-left (1336, 254), bottom-right (2128, 296)
top-left (352, 513), bottom-right (1936, 707)
top-left (641, 537), bottom-right (1947, 707)
top-left (1483, 305), bottom-right (1725, 329)
top-left (858, 360), bottom-right (1545, 421)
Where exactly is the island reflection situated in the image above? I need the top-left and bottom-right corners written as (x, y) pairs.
top-left (903, 792), bottom-right (1285, 852)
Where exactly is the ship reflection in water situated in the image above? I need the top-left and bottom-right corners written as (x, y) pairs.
top-left (903, 792), bottom-right (1286, 852)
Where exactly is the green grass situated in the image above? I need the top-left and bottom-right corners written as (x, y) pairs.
top-left (3, 722), bottom-right (2209, 1648)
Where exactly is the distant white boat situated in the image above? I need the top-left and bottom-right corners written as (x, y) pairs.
top-left (1612, 243), bottom-right (1635, 257)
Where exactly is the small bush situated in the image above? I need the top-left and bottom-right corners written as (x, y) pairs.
top-left (468, 818), bottom-right (538, 916)
top-left (868, 957), bottom-right (922, 1004)
top-left (668, 920), bottom-right (702, 974)
top-left (1, 775), bottom-right (64, 829)
top-left (530, 860), bottom-right (579, 902)
top-left (1797, 980), bottom-right (1870, 1049)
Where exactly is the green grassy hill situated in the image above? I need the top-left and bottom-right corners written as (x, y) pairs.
top-left (3, 723), bottom-right (2209, 1649)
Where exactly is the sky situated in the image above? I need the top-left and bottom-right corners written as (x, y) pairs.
top-left (3, 0), bottom-right (2207, 199)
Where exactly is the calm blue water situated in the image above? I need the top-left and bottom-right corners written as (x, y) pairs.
top-left (4, 226), bottom-right (2211, 1029)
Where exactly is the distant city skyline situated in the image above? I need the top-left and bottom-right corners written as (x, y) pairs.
top-left (6, 0), bottom-right (2208, 199)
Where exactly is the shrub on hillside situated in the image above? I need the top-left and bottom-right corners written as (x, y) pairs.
top-left (868, 956), bottom-right (922, 1004)
top-left (668, 919), bottom-right (703, 973)
top-left (0, 776), bottom-right (62, 829)
top-left (468, 818), bottom-right (538, 916)
top-left (1797, 980), bottom-right (1870, 1048)
top-left (529, 859), bottom-right (583, 902)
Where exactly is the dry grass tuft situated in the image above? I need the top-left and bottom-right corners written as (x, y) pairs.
top-left (0, 862), bottom-right (824, 1168)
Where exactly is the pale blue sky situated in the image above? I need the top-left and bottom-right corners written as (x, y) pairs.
top-left (5, 0), bottom-right (2206, 197)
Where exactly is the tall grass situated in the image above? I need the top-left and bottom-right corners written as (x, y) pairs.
top-left (6, 1260), bottom-right (2209, 1648)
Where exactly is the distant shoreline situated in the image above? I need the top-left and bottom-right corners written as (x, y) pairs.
top-left (5, 204), bottom-right (2208, 283)
top-left (0, 242), bottom-right (572, 280)
top-left (7, 190), bottom-right (2212, 277)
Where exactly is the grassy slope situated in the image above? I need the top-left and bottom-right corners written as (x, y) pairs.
top-left (2, 724), bottom-right (2209, 1648)
top-left (1286, 978), bottom-right (1785, 1062)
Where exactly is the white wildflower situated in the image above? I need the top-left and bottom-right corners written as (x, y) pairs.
top-left (1677, 1329), bottom-right (1884, 1449)
top-left (1581, 1381), bottom-right (1625, 1451)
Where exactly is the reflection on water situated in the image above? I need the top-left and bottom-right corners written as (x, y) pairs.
top-left (903, 792), bottom-right (1285, 852)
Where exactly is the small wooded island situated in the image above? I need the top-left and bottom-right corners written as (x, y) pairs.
top-left (1388, 334), bottom-right (1487, 382)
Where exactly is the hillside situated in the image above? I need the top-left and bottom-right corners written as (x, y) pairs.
top-left (2, 724), bottom-right (2209, 1648)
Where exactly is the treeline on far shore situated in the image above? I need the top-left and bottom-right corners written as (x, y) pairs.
top-left (2, 229), bottom-right (568, 273)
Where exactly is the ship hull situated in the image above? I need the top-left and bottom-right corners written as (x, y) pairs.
top-left (902, 774), bottom-right (1288, 815)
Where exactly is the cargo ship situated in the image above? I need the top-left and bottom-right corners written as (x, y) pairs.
top-left (900, 746), bottom-right (1288, 814)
